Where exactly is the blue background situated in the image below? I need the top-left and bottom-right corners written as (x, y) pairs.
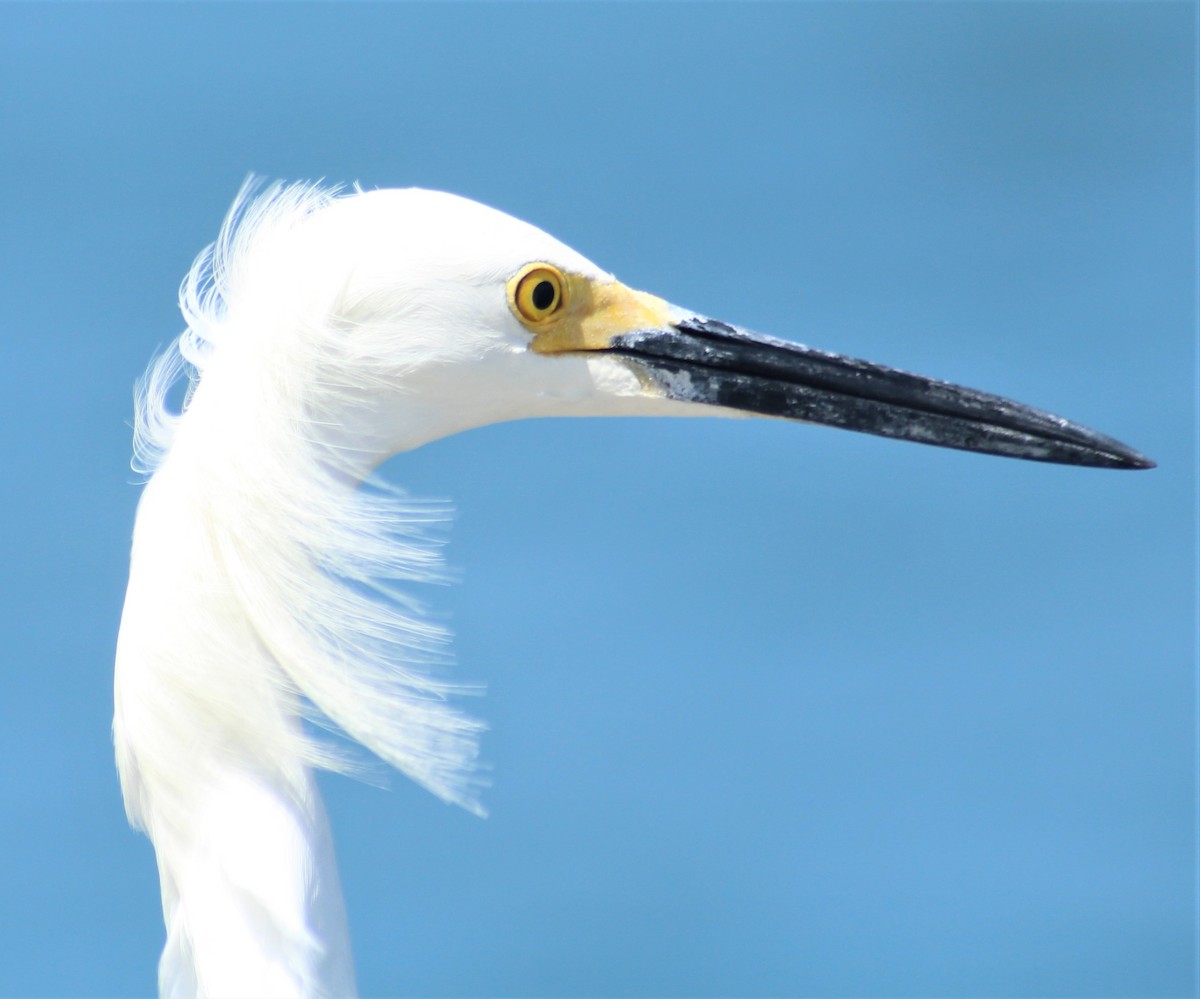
top-left (0, 3), bottom-right (1193, 996)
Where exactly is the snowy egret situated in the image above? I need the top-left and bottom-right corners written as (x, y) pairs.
top-left (115, 182), bottom-right (1152, 998)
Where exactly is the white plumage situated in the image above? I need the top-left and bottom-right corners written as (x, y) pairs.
top-left (116, 181), bottom-right (1150, 998)
top-left (116, 182), bottom-right (696, 997)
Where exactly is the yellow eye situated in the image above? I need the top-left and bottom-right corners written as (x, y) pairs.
top-left (511, 264), bottom-right (566, 324)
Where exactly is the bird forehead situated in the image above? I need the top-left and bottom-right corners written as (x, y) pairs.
top-left (298, 189), bottom-right (670, 349)
top-left (343, 188), bottom-right (608, 284)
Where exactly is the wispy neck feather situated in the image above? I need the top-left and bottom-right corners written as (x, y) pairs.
top-left (115, 181), bottom-right (485, 996)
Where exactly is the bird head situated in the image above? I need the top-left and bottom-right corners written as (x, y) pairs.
top-left (184, 185), bottom-right (1153, 473)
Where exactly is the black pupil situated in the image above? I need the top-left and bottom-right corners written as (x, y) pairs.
top-left (531, 280), bottom-right (556, 311)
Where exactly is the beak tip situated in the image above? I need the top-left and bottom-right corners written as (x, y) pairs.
top-left (1099, 439), bottom-right (1156, 470)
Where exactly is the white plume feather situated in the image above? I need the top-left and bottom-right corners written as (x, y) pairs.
top-left (122, 179), bottom-right (485, 822)
top-left (115, 178), bottom-right (629, 995)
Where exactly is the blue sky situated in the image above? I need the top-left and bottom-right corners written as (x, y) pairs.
top-left (0, 3), bottom-right (1193, 996)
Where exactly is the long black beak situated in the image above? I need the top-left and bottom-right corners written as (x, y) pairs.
top-left (608, 317), bottom-right (1154, 469)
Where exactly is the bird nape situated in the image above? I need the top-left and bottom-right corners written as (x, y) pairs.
top-left (114, 181), bottom-right (1153, 998)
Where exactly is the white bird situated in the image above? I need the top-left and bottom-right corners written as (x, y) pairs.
top-left (115, 181), bottom-right (1152, 998)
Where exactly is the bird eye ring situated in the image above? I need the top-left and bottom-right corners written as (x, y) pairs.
top-left (510, 264), bottom-right (566, 324)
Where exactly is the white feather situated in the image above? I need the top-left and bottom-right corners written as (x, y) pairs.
top-left (116, 174), bottom-right (1151, 997)
top-left (116, 183), bottom-right (492, 996)
top-left (116, 180), bottom-right (720, 996)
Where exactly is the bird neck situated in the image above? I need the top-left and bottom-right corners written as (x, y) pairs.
top-left (116, 346), bottom-right (484, 994)
top-left (152, 769), bottom-right (357, 998)
top-left (115, 418), bottom-right (360, 997)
